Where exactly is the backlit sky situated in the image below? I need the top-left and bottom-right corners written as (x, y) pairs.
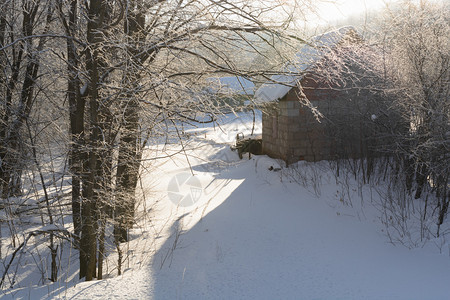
top-left (313, 0), bottom-right (387, 24)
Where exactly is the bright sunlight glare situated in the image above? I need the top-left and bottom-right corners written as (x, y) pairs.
top-left (313, 0), bottom-right (387, 24)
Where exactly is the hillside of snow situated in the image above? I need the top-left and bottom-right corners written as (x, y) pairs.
top-left (1, 111), bottom-right (449, 300)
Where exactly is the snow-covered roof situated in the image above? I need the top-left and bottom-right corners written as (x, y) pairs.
top-left (255, 26), bottom-right (357, 103)
top-left (206, 76), bottom-right (255, 95)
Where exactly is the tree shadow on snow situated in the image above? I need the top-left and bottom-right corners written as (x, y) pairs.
top-left (148, 155), bottom-right (310, 299)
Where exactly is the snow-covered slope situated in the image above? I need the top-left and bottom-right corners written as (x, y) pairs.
top-left (2, 112), bottom-right (449, 299)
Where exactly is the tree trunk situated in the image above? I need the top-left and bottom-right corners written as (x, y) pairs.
top-left (114, 99), bottom-right (140, 242)
top-left (79, 0), bottom-right (108, 280)
top-left (61, 0), bottom-right (85, 237)
top-left (113, 2), bottom-right (146, 243)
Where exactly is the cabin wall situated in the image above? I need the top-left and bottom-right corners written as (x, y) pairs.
top-left (260, 41), bottom-right (406, 165)
top-left (262, 81), bottom-right (389, 164)
top-left (262, 100), bottom-right (306, 163)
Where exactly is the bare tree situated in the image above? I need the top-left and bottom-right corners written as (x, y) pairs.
top-left (376, 0), bottom-right (449, 234)
top-left (0, 0), bottom-right (54, 199)
top-left (0, 0), bottom-right (68, 286)
top-left (51, 0), bottom-right (320, 281)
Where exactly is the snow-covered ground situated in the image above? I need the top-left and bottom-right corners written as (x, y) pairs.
top-left (1, 111), bottom-right (449, 299)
